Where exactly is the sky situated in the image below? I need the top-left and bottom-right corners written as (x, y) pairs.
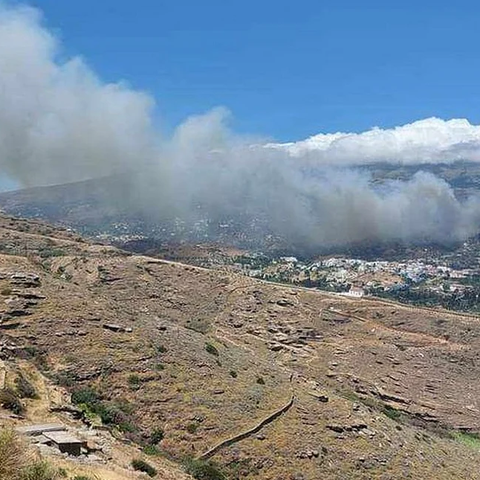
top-left (26, 0), bottom-right (480, 141)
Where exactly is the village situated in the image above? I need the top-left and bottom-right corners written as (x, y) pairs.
top-left (223, 253), bottom-right (480, 311)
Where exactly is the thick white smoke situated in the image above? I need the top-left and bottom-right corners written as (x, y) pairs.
top-left (150, 109), bottom-right (480, 247)
top-left (1, 3), bottom-right (480, 249)
top-left (0, 4), bottom-right (156, 187)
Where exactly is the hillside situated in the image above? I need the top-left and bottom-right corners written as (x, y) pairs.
top-left (1, 215), bottom-right (480, 478)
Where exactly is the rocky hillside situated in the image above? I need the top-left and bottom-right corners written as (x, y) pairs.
top-left (1, 215), bottom-right (480, 478)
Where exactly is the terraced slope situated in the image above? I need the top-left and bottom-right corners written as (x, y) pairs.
top-left (0, 215), bottom-right (480, 479)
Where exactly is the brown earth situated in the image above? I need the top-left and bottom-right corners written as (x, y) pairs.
top-left (0, 215), bottom-right (480, 479)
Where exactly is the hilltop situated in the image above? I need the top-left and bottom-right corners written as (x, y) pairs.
top-left (0, 215), bottom-right (480, 478)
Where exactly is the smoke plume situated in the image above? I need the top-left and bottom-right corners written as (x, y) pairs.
top-left (1, 3), bottom-right (480, 249)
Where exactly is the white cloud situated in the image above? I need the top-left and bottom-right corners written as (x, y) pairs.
top-left (268, 117), bottom-right (480, 165)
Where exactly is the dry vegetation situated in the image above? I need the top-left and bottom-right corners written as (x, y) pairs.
top-left (0, 215), bottom-right (480, 478)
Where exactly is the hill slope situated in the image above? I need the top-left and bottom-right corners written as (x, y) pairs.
top-left (0, 215), bottom-right (480, 478)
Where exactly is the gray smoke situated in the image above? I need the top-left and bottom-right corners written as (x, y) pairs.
top-left (1, 4), bottom-right (480, 249)
top-left (0, 4), bottom-right (156, 187)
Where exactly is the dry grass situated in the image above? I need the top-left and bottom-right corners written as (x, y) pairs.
top-left (0, 430), bottom-right (65, 480)
top-left (4, 214), bottom-right (480, 479)
top-left (0, 429), bottom-right (30, 480)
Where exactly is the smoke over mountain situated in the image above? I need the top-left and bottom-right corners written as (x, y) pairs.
top-left (1, 3), bottom-right (480, 249)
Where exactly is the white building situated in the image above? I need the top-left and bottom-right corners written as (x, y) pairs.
top-left (345, 286), bottom-right (365, 298)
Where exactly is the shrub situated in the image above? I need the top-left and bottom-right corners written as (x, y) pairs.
top-left (71, 387), bottom-right (136, 433)
top-left (20, 347), bottom-right (49, 371)
top-left (95, 403), bottom-right (133, 431)
top-left (0, 429), bottom-right (28, 480)
top-left (143, 445), bottom-right (160, 456)
top-left (256, 377), bottom-right (265, 385)
top-left (21, 461), bottom-right (63, 480)
top-left (71, 387), bottom-right (100, 407)
top-left (15, 375), bottom-right (37, 399)
top-left (0, 388), bottom-right (24, 415)
top-left (183, 458), bottom-right (226, 480)
top-left (38, 249), bottom-right (65, 258)
top-left (452, 431), bottom-right (480, 449)
top-left (128, 374), bottom-right (141, 387)
top-left (225, 458), bottom-right (259, 479)
top-left (1, 286), bottom-right (12, 296)
top-left (131, 459), bottom-right (157, 477)
top-left (149, 428), bottom-right (164, 445)
top-left (382, 405), bottom-right (402, 421)
top-left (205, 343), bottom-right (219, 356)
top-left (23, 346), bottom-right (39, 358)
top-left (156, 345), bottom-right (167, 354)
top-left (229, 370), bottom-right (238, 378)
top-left (186, 423), bottom-right (199, 434)
top-left (53, 371), bottom-right (75, 388)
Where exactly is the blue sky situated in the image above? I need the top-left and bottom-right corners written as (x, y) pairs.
top-left (24, 1), bottom-right (480, 141)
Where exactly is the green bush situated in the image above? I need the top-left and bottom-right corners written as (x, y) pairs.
top-left (131, 459), bottom-right (157, 477)
top-left (0, 429), bottom-right (28, 480)
top-left (1, 286), bottom-right (12, 296)
top-left (21, 460), bottom-right (63, 480)
top-left (186, 318), bottom-right (210, 334)
top-left (382, 405), bottom-right (402, 421)
top-left (149, 428), bottom-right (164, 445)
top-left (186, 423), bottom-right (199, 434)
top-left (183, 458), bottom-right (226, 480)
top-left (21, 347), bottom-right (49, 371)
top-left (143, 445), bottom-right (160, 456)
top-left (71, 387), bottom-right (100, 406)
top-left (229, 370), bottom-right (238, 378)
top-left (256, 377), bottom-right (265, 385)
top-left (71, 387), bottom-right (136, 433)
top-left (23, 346), bottom-right (39, 358)
top-left (452, 431), bottom-right (480, 449)
top-left (39, 248), bottom-right (65, 258)
top-left (94, 403), bottom-right (134, 432)
top-left (205, 343), bottom-right (219, 356)
top-left (53, 371), bottom-right (75, 388)
top-left (224, 458), bottom-right (259, 479)
top-left (128, 374), bottom-right (141, 387)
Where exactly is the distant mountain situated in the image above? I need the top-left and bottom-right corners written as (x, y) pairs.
top-left (0, 175), bottom-right (131, 231)
top-left (0, 174), bottom-right (284, 250)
